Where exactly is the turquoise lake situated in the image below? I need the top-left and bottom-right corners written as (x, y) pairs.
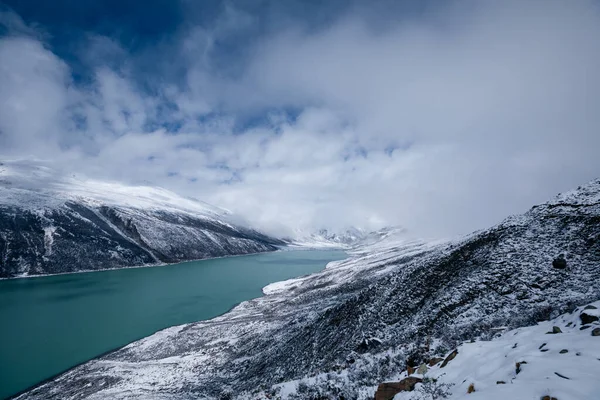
top-left (0, 250), bottom-right (347, 399)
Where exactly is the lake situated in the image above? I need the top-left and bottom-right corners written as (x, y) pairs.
top-left (0, 250), bottom-right (347, 399)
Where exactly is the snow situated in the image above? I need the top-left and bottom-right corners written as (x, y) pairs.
top-left (392, 301), bottom-right (600, 400)
top-left (0, 159), bottom-right (228, 219)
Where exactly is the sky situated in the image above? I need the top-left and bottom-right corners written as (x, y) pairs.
top-left (1, 0), bottom-right (600, 238)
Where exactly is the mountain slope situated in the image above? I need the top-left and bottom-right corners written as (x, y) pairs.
top-left (286, 227), bottom-right (402, 249)
top-left (388, 301), bottom-right (600, 400)
top-left (14, 179), bottom-right (600, 399)
top-left (0, 160), bottom-right (283, 278)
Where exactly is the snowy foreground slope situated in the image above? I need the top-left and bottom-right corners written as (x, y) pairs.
top-left (0, 160), bottom-right (282, 278)
top-left (14, 179), bottom-right (600, 399)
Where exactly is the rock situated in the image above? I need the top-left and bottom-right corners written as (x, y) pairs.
top-left (580, 312), bottom-right (599, 325)
top-left (576, 352), bottom-right (581, 356)
top-left (428, 357), bottom-right (444, 366)
top-left (559, 349), bottom-right (568, 354)
top-left (407, 365), bottom-right (415, 375)
top-left (467, 383), bottom-right (476, 393)
top-left (374, 377), bottom-right (423, 400)
top-left (541, 396), bottom-right (558, 400)
top-left (496, 381), bottom-right (506, 384)
top-left (440, 349), bottom-right (459, 368)
top-left (584, 305), bottom-right (598, 310)
top-left (552, 256), bottom-right (567, 269)
top-left (580, 325), bottom-right (591, 330)
top-left (547, 326), bottom-right (562, 334)
top-left (417, 364), bottom-right (428, 375)
top-left (554, 372), bottom-right (570, 379)
top-left (592, 328), bottom-right (600, 336)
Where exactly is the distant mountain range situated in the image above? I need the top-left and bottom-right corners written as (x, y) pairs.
top-left (284, 226), bottom-right (404, 249)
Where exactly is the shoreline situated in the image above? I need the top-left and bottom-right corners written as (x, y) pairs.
top-left (0, 244), bottom-right (350, 281)
top-left (3, 248), bottom-right (349, 400)
top-left (0, 248), bottom-right (282, 281)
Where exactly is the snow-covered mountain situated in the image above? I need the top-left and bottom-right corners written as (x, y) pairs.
top-left (15, 178), bottom-right (600, 399)
top-left (0, 160), bottom-right (283, 278)
top-left (286, 226), bottom-right (403, 249)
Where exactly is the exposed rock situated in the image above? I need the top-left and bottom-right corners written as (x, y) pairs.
top-left (417, 363), bottom-right (428, 375)
top-left (559, 349), bottom-right (568, 354)
top-left (580, 312), bottom-right (599, 325)
top-left (541, 396), bottom-right (558, 400)
top-left (440, 349), bottom-right (459, 368)
top-left (428, 357), bottom-right (444, 366)
top-left (496, 381), bottom-right (506, 384)
top-left (592, 328), bottom-right (600, 336)
top-left (552, 256), bottom-right (567, 269)
top-left (584, 305), bottom-right (598, 310)
top-left (467, 383), bottom-right (476, 393)
top-left (374, 377), bottom-right (423, 400)
top-left (554, 372), bottom-right (570, 379)
top-left (547, 326), bottom-right (562, 334)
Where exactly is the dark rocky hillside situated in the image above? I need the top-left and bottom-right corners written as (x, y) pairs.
top-left (14, 179), bottom-right (600, 399)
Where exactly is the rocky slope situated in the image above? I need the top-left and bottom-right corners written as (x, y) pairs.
top-left (0, 160), bottom-right (282, 278)
top-left (14, 179), bottom-right (600, 399)
top-left (379, 301), bottom-right (600, 400)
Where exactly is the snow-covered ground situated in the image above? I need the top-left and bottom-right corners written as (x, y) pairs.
top-left (391, 301), bottom-right (600, 400)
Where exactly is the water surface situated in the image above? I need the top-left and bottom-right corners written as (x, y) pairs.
top-left (0, 250), bottom-right (347, 399)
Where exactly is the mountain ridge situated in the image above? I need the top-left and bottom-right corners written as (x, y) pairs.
top-left (0, 160), bottom-right (283, 278)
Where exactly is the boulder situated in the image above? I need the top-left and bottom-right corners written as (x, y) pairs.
top-left (440, 349), bottom-right (459, 368)
top-left (374, 377), bottom-right (423, 400)
top-left (428, 357), bottom-right (444, 366)
top-left (592, 328), bottom-right (600, 337)
top-left (417, 363), bottom-right (428, 375)
top-left (546, 326), bottom-right (562, 334)
top-left (580, 312), bottom-right (599, 325)
top-left (552, 256), bottom-right (567, 269)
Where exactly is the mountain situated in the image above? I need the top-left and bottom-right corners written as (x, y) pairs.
top-left (286, 226), bottom-right (402, 249)
top-left (13, 178), bottom-right (600, 399)
top-left (0, 160), bottom-right (283, 278)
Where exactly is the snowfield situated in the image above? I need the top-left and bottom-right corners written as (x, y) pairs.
top-left (8, 174), bottom-right (600, 399)
top-left (391, 301), bottom-right (600, 400)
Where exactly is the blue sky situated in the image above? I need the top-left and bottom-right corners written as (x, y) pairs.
top-left (1, 0), bottom-right (600, 237)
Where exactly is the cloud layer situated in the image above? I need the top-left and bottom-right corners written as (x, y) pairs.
top-left (1, 0), bottom-right (600, 238)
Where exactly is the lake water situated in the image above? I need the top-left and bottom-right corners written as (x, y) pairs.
top-left (0, 250), bottom-right (347, 399)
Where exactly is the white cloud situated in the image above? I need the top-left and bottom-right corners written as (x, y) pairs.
top-left (1, 0), bottom-right (600, 238)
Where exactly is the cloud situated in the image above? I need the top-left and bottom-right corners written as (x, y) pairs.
top-left (1, 1), bottom-right (600, 238)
